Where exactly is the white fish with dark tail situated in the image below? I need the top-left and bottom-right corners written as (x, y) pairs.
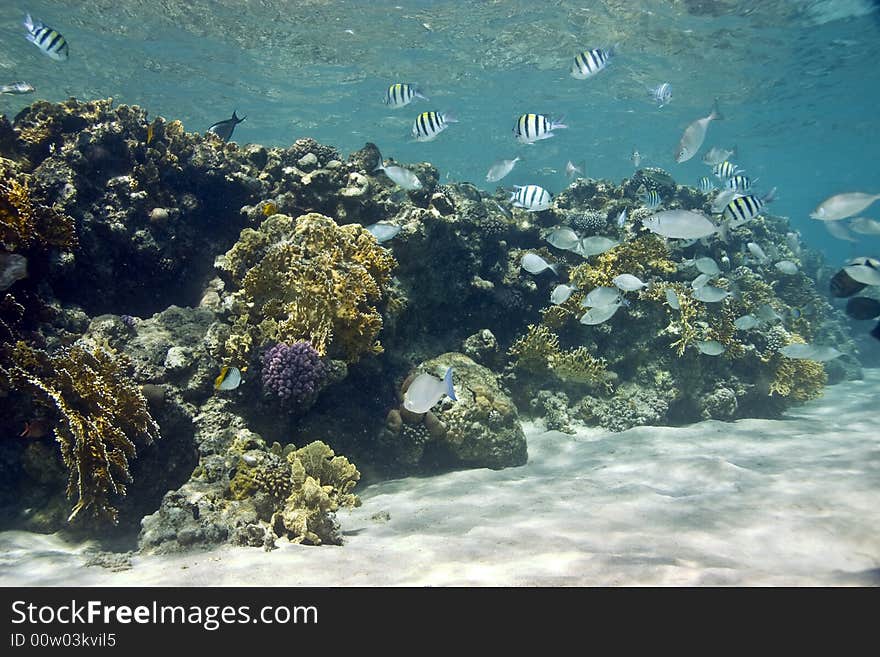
top-left (811, 192), bottom-right (880, 221)
top-left (0, 81), bottom-right (35, 95)
top-left (486, 157), bottom-right (521, 183)
top-left (403, 367), bottom-right (457, 413)
top-left (365, 222), bottom-right (401, 243)
top-left (779, 343), bottom-right (842, 362)
top-left (824, 221), bottom-right (857, 243)
top-left (383, 83), bottom-right (427, 109)
top-left (640, 190), bottom-right (661, 209)
top-left (513, 114), bottom-right (567, 144)
top-left (692, 285), bottom-right (730, 303)
top-left (713, 161), bottom-right (742, 180)
top-left (374, 154), bottom-right (422, 190)
top-left (696, 340), bottom-right (725, 356)
top-left (545, 227), bottom-right (580, 251)
top-left (565, 160), bottom-right (584, 179)
top-left (643, 210), bottom-right (719, 240)
top-left (651, 83), bottom-right (672, 108)
top-left (613, 274), bottom-right (646, 292)
top-left (208, 111), bottom-right (246, 142)
top-left (775, 260), bottom-right (798, 275)
top-left (570, 47), bottom-right (615, 79)
top-left (702, 146), bottom-right (737, 166)
top-left (721, 189), bottom-right (777, 227)
top-left (582, 287), bottom-right (621, 308)
top-left (695, 257), bottom-right (720, 276)
top-left (579, 302), bottom-right (622, 325)
top-left (412, 111), bottom-right (457, 142)
top-left (664, 288), bottom-right (680, 310)
top-left (511, 185), bottom-right (553, 212)
top-left (848, 217), bottom-right (880, 235)
top-left (674, 100), bottom-right (723, 163)
top-left (550, 284), bottom-right (578, 305)
top-left (23, 14), bottom-right (68, 61)
top-left (575, 236), bottom-right (619, 257)
top-left (521, 253), bottom-right (559, 275)
top-left (734, 315), bottom-right (759, 330)
top-left (747, 242), bottom-right (768, 262)
top-left (699, 176), bottom-right (715, 193)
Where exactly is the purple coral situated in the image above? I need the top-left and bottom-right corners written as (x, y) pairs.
top-left (261, 341), bottom-right (327, 404)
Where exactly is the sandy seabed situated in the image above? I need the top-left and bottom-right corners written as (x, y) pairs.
top-left (2, 370), bottom-right (879, 587)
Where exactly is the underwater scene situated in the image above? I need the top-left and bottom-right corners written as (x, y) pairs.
top-left (0, 0), bottom-right (879, 586)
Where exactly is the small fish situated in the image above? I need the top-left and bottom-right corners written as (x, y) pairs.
top-left (383, 83), bottom-right (427, 109)
top-left (146, 122), bottom-right (156, 145)
top-left (0, 81), bottom-right (35, 95)
top-left (696, 340), bottom-right (725, 356)
top-left (724, 175), bottom-right (754, 191)
top-left (579, 302), bottom-right (622, 325)
top-left (691, 285), bottom-right (730, 303)
top-left (582, 287), bottom-right (622, 308)
top-left (721, 189), bottom-right (777, 227)
top-left (486, 157), bottom-right (521, 183)
top-left (756, 304), bottom-right (782, 324)
top-left (650, 82), bottom-right (672, 108)
top-left (412, 111), bottom-right (457, 142)
top-left (747, 241), bottom-right (768, 262)
top-left (779, 343), bottom-right (842, 362)
top-left (23, 14), bottom-right (68, 61)
top-left (612, 273), bottom-right (646, 292)
top-left (665, 288), bottom-right (680, 310)
top-left (550, 284), bottom-right (578, 305)
top-left (810, 192), bottom-right (880, 221)
top-left (570, 47), bottom-right (615, 79)
top-left (207, 110), bottom-right (246, 142)
top-left (513, 114), bottom-right (568, 144)
top-left (691, 273), bottom-right (711, 289)
top-left (214, 366), bottom-right (242, 391)
top-left (824, 221), bottom-right (857, 242)
top-left (521, 253), bottom-right (559, 275)
top-left (695, 257), bottom-right (720, 276)
top-left (545, 227), bottom-right (580, 251)
top-left (733, 315), bottom-right (759, 330)
top-left (675, 100), bottom-right (723, 163)
top-left (774, 260), bottom-right (798, 275)
top-left (403, 367), bottom-right (457, 414)
top-left (845, 297), bottom-right (880, 320)
top-left (785, 232), bottom-right (801, 254)
top-left (713, 161), bottom-right (743, 180)
top-left (643, 210), bottom-right (719, 240)
top-left (616, 208), bottom-right (628, 228)
top-left (574, 236), bottom-right (619, 258)
top-left (702, 146), bottom-right (737, 166)
top-left (699, 177), bottom-right (715, 193)
top-left (565, 160), bottom-right (584, 179)
top-left (630, 148), bottom-right (642, 168)
top-left (374, 154), bottom-right (423, 190)
top-left (20, 418), bottom-right (50, 439)
top-left (640, 190), bottom-right (662, 209)
top-left (511, 185), bottom-right (553, 212)
top-left (848, 217), bottom-right (880, 235)
top-left (262, 201), bottom-right (278, 216)
top-left (365, 222), bottom-right (402, 243)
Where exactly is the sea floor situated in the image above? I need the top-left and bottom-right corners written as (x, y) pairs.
top-left (2, 370), bottom-right (879, 587)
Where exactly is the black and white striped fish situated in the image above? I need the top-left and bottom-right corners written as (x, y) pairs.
top-left (412, 111), bottom-right (457, 141)
top-left (640, 189), bottom-right (662, 209)
top-left (510, 185), bottom-right (553, 212)
top-left (23, 14), bottom-right (68, 61)
top-left (721, 188), bottom-right (777, 226)
top-left (699, 176), bottom-right (715, 193)
top-left (651, 82), bottom-right (672, 108)
top-left (570, 47), bottom-right (614, 79)
top-left (713, 160), bottom-right (742, 180)
top-left (513, 113), bottom-right (567, 144)
top-left (724, 174), bottom-right (754, 191)
top-left (383, 83), bottom-right (427, 109)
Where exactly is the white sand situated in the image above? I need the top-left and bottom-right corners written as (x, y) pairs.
top-left (2, 370), bottom-right (879, 587)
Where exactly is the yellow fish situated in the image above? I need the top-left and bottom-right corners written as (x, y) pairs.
top-left (146, 121), bottom-right (155, 145)
top-left (262, 201), bottom-right (278, 217)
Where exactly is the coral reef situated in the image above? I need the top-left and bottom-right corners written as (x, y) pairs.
top-left (261, 341), bottom-right (328, 408)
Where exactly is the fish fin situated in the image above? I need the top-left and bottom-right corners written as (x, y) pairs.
top-left (553, 115), bottom-right (568, 130)
top-left (763, 187), bottom-right (778, 204)
top-left (710, 98), bottom-right (724, 121)
top-left (24, 13), bottom-right (35, 31)
top-left (441, 111), bottom-right (458, 124)
top-left (24, 34), bottom-right (37, 44)
top-left (443, 367), bottom-right (457, 402)
top-left (414, 89), bottom-right (429, 101)
top-left (232, 110), bottom-right (246, 123)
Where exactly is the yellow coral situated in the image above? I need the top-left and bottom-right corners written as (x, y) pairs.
top-left (220, 213), bottom-right (396, 365)
top-left (0, 162), bottom-right (76, 252)
top-left (569, 234), bottom-right (675, 290)
top-left (548, 346), bottom-right (609, 387)
top-left (769, 334), bottom-right (827, 400)
top-left (508, 324), bottom-right (558, 374)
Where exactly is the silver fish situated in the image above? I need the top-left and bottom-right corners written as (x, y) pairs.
top-left (824, 221), bottom-right (857, 243)
top-left (403, 367), bottom-right (457, 413)
top-left (545, 227), bottom-right (580, 251)
top-left (616, 208), bottom-right (628, 228)
top-left (779, 343), bottom-right (842, 362)
top-left (702, 146), bottom-right (737, 166)
top-left (579, 302), bottom-right (622, 325)
top-left (674, 100), bottom-right (723, 163)
top-left (374, 156), bottom-right (423, 190)
top-left (695, 257), bottom-right (720, 276)
top-left (207, 110), bottom-right (246, 142)
top-left (664, 288), bottom-right (680, 310)
top-left (565, 160), bottom-right (584, 179)
top-left (0, 81), bottom-right (35, 95)
top-left (811, 192), bottom-right (880, 221)
top-left (575, 236), bottom-right (619, 258)
top-left (365, 222), bottom-right (401, 243)
top-left (631, 148), bottom-right (642, 168)
top-left (486, 157), bottom-right (521, 183)
top-left (733, 315), bottom-right (759, 331)
top-left (844, 264), bottom-right (880, 286)
top-left (651, 82), bottom-right (672, 108)
top-left (756, 304), bottom-right (781, 324)
top-left (612, 274), bottom-right (645, 292)
top-left (775, 260), bottom-right (798, 275)
top-left (383, 83), bottom-right (428, 109)
top-left (848, 217), bottom-right (880, 235)
top-left (643, 210), bottom-right (719, 240)
top-left (785, 232), bottom-right (802, 254)
top-left (711, 189), bottom-right (743, 213)
top-left (747, 242), bottom-right (768, 262)
top-left (521, 253), bottom-right (559, 275)
top-left (550, 284), bottom-right (577, 305)
top-left (582, 286), bottom-right (621, 308)
top-left (691, 273), bottom-right (710, 289)
top-left (692, 285), bottom-right (730, 303)
top-left (696, 340), bottom-right (725, 356)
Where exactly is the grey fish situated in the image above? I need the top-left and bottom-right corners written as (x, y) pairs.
top-left (848, 217), bottom-right (880, 235)
top-left (824, 221), bottom-right (857, 242)
top-left (844, 264), bottom-right (880, 286)
top-left (733, 315), bottom-right (759, 330)
top-left (374, 154), bottom-right (423, 190)
top-left (579, 301), bottom-right (622, 325)
top-left (545, 227), bottom-right (580, 251)
top-left (486, 157), bottom-right (521, 183)
top-left (696, 340), bottom-right (725, 356)
top-left (755, 304), bottom-right (781, 324)
top-left (582, 286), bottom-right (621, 308)
top-left (674, 100), bottom-right (722, 163)
top-left (575, 236), bottom-right (619, 257)
top-left (403, 366), bottom-right (457, 413)
top-left (643, 210), bottom-right (719, 239)
top-left (664, 288), bottom-right (680, 310)
top-left (365, 222), bottom-right (401, 243)
top-left (695, 257), bottom-right (720, 276)
top-left (779, 343), bottom-right (842, 362)
top-left (692, 285), bottom-right (729, 303)
top-left (702, 146), bottom-right (737, 166)
top-left (747, 242), bottom-right (768, 262)
top-left (711, 189), bottom-right (743, 213)
top-left (810, 192), bottom-right (880, 221)
top-left (0, 81), bottom-right (35, 95)
top-left (774, 260), bottom-right (798, 275)
top-left (550, 284), bottom-right (577, 305)
top-left (612, 273), bottom-right (645, 291)
top-left (207, 110), bottom-right (246, 142)
top-left (691, 273), bottom-right (710, 289)
top-left (521, 253), bottom-right (559, 275)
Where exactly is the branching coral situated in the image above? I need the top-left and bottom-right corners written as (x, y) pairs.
top-left (0, 162), bottom-right (76, 252)
top-left (769, 334), bottom-right (827, 400)
top-left (548, 346), bottom-right (610, 388)
top-left (0, 341), bottom-right (160, 524)
top-left (569, 234), bottom-right (675, 290)
top-left (219, 212), bottom-right (396, 365)
top-left (508, 324), bottom-right (558, 374)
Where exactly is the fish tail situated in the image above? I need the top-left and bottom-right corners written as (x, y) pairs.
top-left (553, 115), bottom-right (568, 130)
top-left (414, 88), bottom-right (429, 101)
top-left (763, 187), bottom-right (778, 204)
top-left (24, 13), bottom-right (34, 31)
top-left (373, 149), bottom-right (384, 171)
top-left (441, 111), bottom-right (458, 124)
top-left (710, 98), bottom-right (724, 121)
top-left (444, 367), bottom-right (457, 402)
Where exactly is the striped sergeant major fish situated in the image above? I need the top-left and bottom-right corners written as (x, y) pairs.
top-left (721, 188), bottom-right (777, 227)
top-left (699, 176), bottom-right (715, 193)
top-left (510, 185), bottom-right (553, 212)
top-left (383, 83), bottom-right (427, 109)
top-left (640, 189), bottom-right (662, 209)
top-left (724, 174), bottom-right (755, 191)
top-left (513, 113), bottom-right (567, 144)
top-left (412, 111), bottom-right (457, 142)
top-left (713, 160), bottom-right (743, 180)
top-left (570, 46), bottom-right (615, 79)
top-left (651, 82), bottom-right (672, 108)
top-left (23, 14), bottom-right (68, 61)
